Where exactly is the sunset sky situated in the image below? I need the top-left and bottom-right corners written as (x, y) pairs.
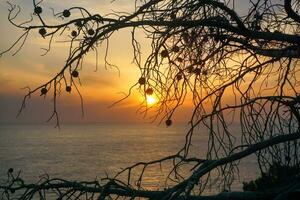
top-left (0, 0), bottom-right (251, 125)
top-left (0, 1), bottom-right (139, 123)
top-left (0, 0), bottom-right (193, 124)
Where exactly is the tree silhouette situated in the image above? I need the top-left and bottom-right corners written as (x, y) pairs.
top-left (1, 0), bottom-right (300, 199)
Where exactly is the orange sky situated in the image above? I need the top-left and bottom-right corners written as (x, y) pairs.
top-left (0, 0), bottom-right (194, 124)
top-left (0, 0), bottom-right (263, 125)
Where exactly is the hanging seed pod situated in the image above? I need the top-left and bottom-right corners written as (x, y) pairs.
top-left (41, 88), bottom-right (48, 95)
top-left (66, 86), bottom-right (72, 92)
top-left (75, 21), bottom-right (83, 27)
top-left (39, 28), bottom-right (47, 36)
top-left (34, 6), bottom-right (42, 15)
top-left (63, 9), bottom-right (71, 18)
top-left (87, 29), bottom-right (95, 36)
top-left (176, 74), bottom-right (182, 81)
top-left (138, 77), bottom-right (146, 85)
top-left (8, 168), bottom-right (14, 173)
top-left (165, 119), bottom-right (172, 126)
top-left (71, 30), bottom-right (77, 37)
top-left (161, 50), bottom-right (169, 58)
top-left (71, 70), bottom-right (79, 78)
top-left (145, 88), bottom-right (154, 95)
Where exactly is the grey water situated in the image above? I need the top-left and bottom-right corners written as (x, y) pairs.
top-left (0, 123), bottom-right (259, 193)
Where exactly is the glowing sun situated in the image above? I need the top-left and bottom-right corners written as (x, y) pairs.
top-left (146, 95), bottom-right (157, 105)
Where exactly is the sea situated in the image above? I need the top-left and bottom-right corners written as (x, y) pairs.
top-left (0, 123), bottom-right (259, 194)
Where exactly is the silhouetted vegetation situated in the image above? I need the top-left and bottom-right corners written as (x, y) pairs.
top-left (243, 162), bottom-right (300, 191)
top-left (1, 0), bottom-right (300, 199)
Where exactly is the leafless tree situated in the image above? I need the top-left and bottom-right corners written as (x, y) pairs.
top-left (1, 0), bottom-right (300, 199)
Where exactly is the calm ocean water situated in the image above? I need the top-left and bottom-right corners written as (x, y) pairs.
top-left (0, 123), bottom-right (259, 193)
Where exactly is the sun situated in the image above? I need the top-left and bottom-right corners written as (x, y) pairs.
top-left (146, 95), bottom-right (157, 105)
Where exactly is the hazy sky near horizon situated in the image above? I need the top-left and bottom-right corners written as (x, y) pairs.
top-left (0, 0), bottom-right (250, 124)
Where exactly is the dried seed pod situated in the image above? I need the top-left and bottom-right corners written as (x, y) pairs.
top-left (71, 30), bottom-right (77, 37)
top-left (34, 6), bottom-right (42, 15)
top-left (41, 88), bottom-right (48, 95)
top-left (138, 77), bottom-right (146, 85)
top-left (165, 119), bottom-right (172, 126)
top-left (161, 50), bottom-right (169, 58)
top-left (8, 168), bottom-right (14, 173)
top-left (75, 21), bottom-right (83, 27)
top-left (63, 9), bottom-right (71, 17)
top-left (87, 29), bottom-right (95, 36)
top-left (39, 28), bottom-right (47, 36)
top-left (176, 74), bottom-right (182, 81)
top-left (66, 86), bottom-right (72, 92)
top-left (72, 70), bottom-right (79, 78)
top-left (145, 88), bottom-right (153, 95)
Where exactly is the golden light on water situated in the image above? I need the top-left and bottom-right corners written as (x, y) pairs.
top-left (146, 95), bottom-right (157, 105)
